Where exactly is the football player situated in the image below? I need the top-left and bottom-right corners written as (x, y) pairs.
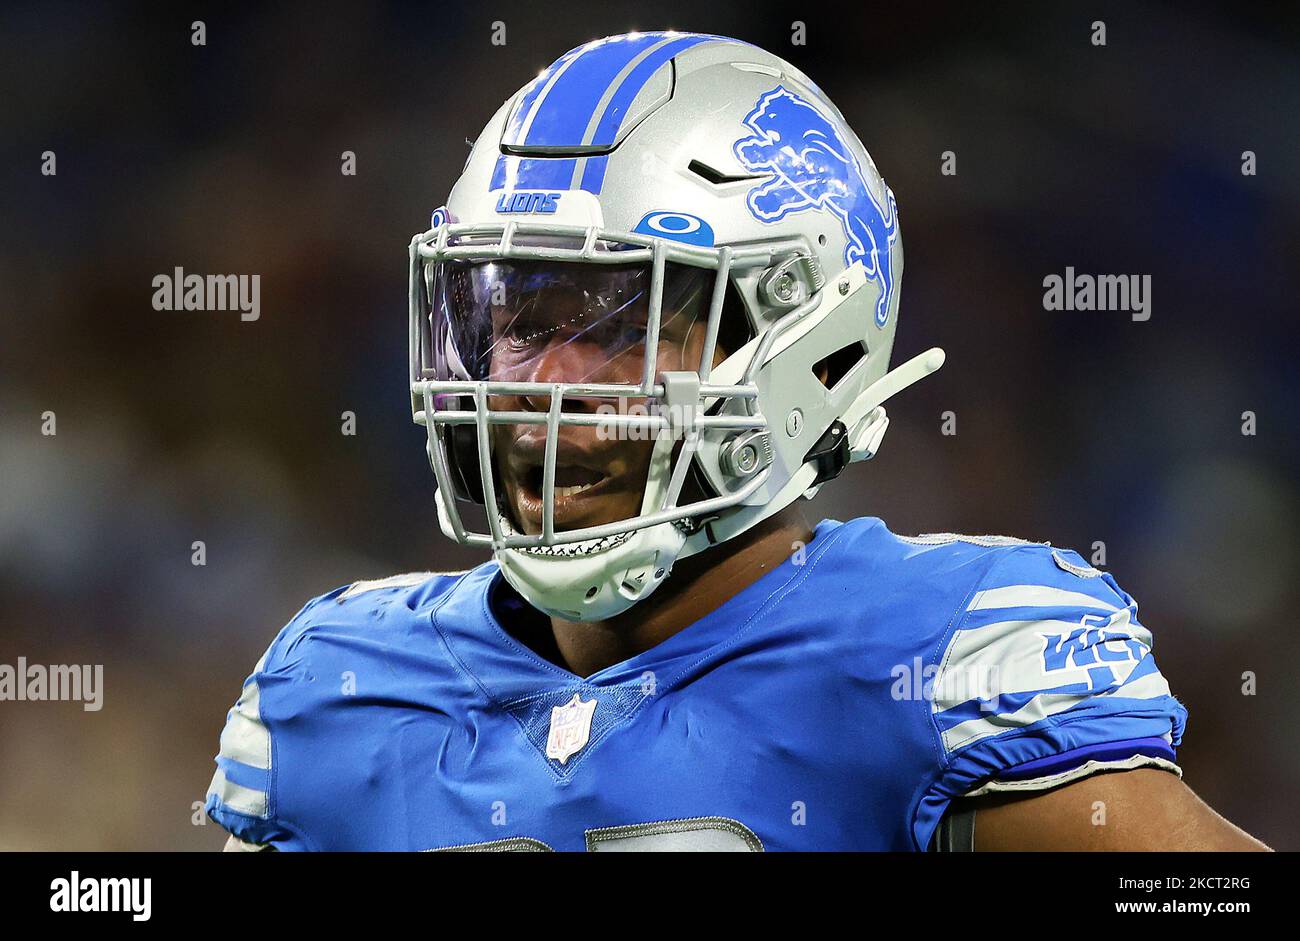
top-left (208, 32), bottom-right (1267, 851)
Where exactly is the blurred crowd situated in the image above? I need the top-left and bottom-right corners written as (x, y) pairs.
top-left (0, 1), bottom-right (1296, 849)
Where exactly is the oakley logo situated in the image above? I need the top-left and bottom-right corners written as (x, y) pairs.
top-left (734, 86), bottom-right (898, 327)
top-left (495, 191), bottom-right (561, 214)
top-left (632, 210), bottom-right (715, 246)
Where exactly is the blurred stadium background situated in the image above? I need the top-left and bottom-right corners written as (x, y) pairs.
top-left (0, 1), bottom-right (1296, 849)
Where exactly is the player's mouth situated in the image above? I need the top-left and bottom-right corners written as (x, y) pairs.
top-left (504, 445), bottom-right (628, 533)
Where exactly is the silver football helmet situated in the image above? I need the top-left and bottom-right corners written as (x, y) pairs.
top-left (409, 31), bottom-right (944, 621)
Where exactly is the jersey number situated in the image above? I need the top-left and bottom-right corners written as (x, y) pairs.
top-left (435, 815), bottom-right (764, 852)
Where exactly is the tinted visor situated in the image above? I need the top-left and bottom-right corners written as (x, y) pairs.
top-left (426, 257), bottom-right (714, 387)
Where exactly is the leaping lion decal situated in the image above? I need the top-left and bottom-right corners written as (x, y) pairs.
top-left (734, 85), bottom-right (899, 327)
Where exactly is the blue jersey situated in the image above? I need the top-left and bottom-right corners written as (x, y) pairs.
top-left (206, 517), bottom-right (1187, 851)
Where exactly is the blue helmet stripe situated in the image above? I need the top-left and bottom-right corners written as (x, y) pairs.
top-left (578, 34), bottom-right (720, 194)
top-left (514, 34), bottom-right (665, 149)
top-left (490, 156), bottom-right (577, 191)
top-left (588, 34), bottom-right (716, 148)
top-left (501, 46), bottom-right (585, 147)
top-left (494, 32), bottom-right (741, 195)
top-left (577, 155), bottom-right (608, 194)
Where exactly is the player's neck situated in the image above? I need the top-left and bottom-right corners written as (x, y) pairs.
top-left (547, 505), bottom-right (815, 678)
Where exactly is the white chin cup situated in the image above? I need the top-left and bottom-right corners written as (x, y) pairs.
top-left (494, 430), bottom-right (688, 621)
top-left (496, 519), bottom-right (688, 621)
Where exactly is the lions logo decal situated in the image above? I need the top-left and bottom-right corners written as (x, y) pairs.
top-left (734, 86), bottom-right (899, 327)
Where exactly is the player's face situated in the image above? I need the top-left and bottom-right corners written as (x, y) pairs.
top-left (484, 261), bottom-right (718, 535)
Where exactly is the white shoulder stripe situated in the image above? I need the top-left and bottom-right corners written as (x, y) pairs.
top-left (941, 689), bottom-right (1091, 752)
top-left (219, 680), bottom-right (270, 770)
top-left (207, 767), bottom-right (268, 818)
top-left (936, 609), bottom-right (1153, 712)
top-left (938, 618), bottom-right (1087, 709)
top-left (938, 649), bottom-right (1167, 753)
top-left (968, 584), bottom-right (1120, 613)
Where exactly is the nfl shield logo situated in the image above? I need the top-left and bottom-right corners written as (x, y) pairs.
top-left (546, 693), bottom-right (597, 765)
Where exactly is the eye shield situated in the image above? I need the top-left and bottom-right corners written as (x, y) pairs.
top-left (427, 256), bottom-right (713, 388)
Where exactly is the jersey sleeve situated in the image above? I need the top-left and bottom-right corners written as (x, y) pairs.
top-left (204, 598), bottom-right (328, 851)
top-left (913, 544), bottom-right (1187, 846)
top-left (204, 572), bottom-right (456, 850)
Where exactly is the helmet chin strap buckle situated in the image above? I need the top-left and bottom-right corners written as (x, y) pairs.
top-left (848, 407), bottom-right (890, 462)
top-left (803, 420), bottom-right (850, 486)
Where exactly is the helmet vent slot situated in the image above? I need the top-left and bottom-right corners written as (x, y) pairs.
top-left (687, 159), bottom-right (765, 186)
top-left (813, 341), bottom-right (869, 391)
